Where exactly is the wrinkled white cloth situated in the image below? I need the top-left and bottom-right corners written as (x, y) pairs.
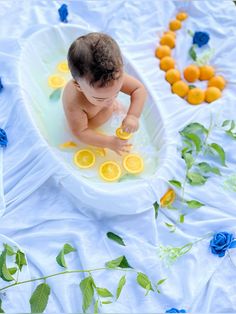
top-left (0, 0), bottom-right (236, 312)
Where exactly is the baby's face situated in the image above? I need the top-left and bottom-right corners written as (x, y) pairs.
top-left (77, 74), bottom-right (124, 107)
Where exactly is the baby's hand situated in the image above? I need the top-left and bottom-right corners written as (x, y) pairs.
top-left (122, 114), bottom-right (139, 133)
top-left (108, 136), bottom-right (132, 156)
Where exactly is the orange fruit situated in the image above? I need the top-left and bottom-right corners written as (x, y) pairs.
top-left (160, 189), bottom-right (176, 207)
top-left (169, 19), bottom-right (182, 31)
top-left (176, 12), bottom-right (188, 21)
top-left (199, 65), bottom-right (215, 81)
top-left (208, 76), bottom-right (226, 91)
top-left (155, 45), bottom-right (171, 59)
top-left (164, 30), bottom-right (176, 38)
top-left (160, 34), bottom-right (175, 49)
top-left (187, 88), bottom-right (205, 105)
top-left (205, 87), bottom-right (222, 103)
top-left (172, 80), bottom-right (189, 98)
top-left (183, 65), bottom-right (200, 83)
top-left (160, 56), bottom-right (175, 71)
top-left (165, 69), bottom-right (181, 85)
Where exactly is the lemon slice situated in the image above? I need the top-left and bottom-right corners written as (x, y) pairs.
top-left (123, 154), bottom-right (144, 174)
top-left (115, 127), bottom-right (132, 140)
top-left (99, 161), bottom-right (121, 182)
top-left (57, 61), bottom-right (69, 73)
top-left (48, 75), bottom-right (66, 89)
top-left (94, 147), bottom-right (106, 157)
top-left (74, 149), bottom-right (95, 168)
top-left (59, 141), bottom-right (77, 149)
top-left (160, 189), bottom-right (176, 207)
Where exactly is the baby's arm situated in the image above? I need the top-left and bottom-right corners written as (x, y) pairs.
top-left (64, 102), bottom-right (131, 155)
top-left (121, 73), bottom-right (147, 133)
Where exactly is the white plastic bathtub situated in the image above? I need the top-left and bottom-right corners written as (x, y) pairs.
top-left (19, 25), bottom-right (173, 215)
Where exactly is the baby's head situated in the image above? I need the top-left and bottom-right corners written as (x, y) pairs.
top-left (67, 32), bottom-right (124, 106)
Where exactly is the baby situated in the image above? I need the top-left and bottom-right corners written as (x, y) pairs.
top-left (62, 32), bottom-right (147, 155)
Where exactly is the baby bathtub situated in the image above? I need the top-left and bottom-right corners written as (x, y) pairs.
top-left (19, 25), bottom-right (173, 216)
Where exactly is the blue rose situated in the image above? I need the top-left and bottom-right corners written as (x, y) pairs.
top-left (166, 309), bottom-right (186, 313)
top-left (0, 128), bottom-right (8, 148)
top-left (0, 77), bottom-right (3, 92)
top-left (210, 232), bottom-right (236, 257)
top-left (193, 31), bottom-right (210, 47)
top-left (58, 4), bottom-right (68, 23)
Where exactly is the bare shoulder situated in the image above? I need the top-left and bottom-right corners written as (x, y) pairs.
top-left (62, 79), bottom-right (79, 111)
top-left (121, 72), bottom-right (145, 94)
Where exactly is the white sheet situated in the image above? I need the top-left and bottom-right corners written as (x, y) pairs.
top-left (1, 0), bottom-right (236, 312)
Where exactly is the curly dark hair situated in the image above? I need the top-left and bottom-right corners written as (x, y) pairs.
top-left (67, 32), bottom-right (123, 88)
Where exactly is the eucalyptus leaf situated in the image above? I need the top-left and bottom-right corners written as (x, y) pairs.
top-left (137, 272), bottom-right (154, 292)
top-left (183, 152), bottom-right (194, 169)
top-left (153, 201), bottom-right (159, 219)
top-left (105, 256), bottom-right (132, 269)
top-left (180, 122), bottom-right (208, 135)
top-left (197, 162), bottom-right (221, 175)
top-left (116, 275), bottom-right (126, 300)
top-left (226, 130), bottom-right (236, 140)
top-left (106, 232), bottom-right (125, 246)
top-left (80, 276), bottom-right (94, 312)
top-left (96, 287), bottom-right (113, 298)
top-left (222, 120), bottom-right (231, 128)
top-left (189, 46), bottom-right (197, 61)
top-left (15, 250), bottom-right (27, 271)
top-left (30, 283), bottom-right (50, 313)
top-left (183, 133), bottom-right (202, 152)
top-left (187, 172), bottom-right (207, 185)
top-left (56, 243), bottom-right (76, 268)
top-left (208, 143), bottom-right (226, 166)
top-left (186, 200), bottom-right (204, 208)
top-left (169, 180), bottom-right (182, 189)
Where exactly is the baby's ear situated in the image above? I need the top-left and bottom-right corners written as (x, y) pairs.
top-left (73, 80), bottom-right (82, 91)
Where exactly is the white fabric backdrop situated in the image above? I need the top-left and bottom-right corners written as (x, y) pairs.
top-left (0, 0), bottom-right (236, 312)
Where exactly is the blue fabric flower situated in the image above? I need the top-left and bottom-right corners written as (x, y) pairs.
top-left (193, 31), bottom-right (210, 47)
top-left (0, 77), bottom-right (3, 92)
top-left (210, 232), bottom-right (236, 257)
top-left (58, 4), bottom-right (68, 23)
top-left (166, 309), bottom-right (186, 313)
top-left (0, 128), bottom-right (8, 148)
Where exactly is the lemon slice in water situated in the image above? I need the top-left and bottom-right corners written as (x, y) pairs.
top-left (57, 61), bottom-right (69, 73)
top-left (59, 141), bottom-right (78, 149)
top-left (160, 189), bottom-right (176, 207)
top-left (99, 161), bottom-right (121, 182)
top-left (123, 154), bottom-right (144, 174)
top-left (115, 127), bottom-right (132, 140)
top-left (48, 75), bottom-right (66, 88)
top-left (74, 149), bottom-right (95, 169)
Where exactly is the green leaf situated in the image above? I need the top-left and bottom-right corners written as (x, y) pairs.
top-left (186, 200), bottom-right (204, 208)
top-left (30, 283), bottom-right (50, 313)
top-left (179, 214), bottom-right (185, 223)
top-left (157, 278), bottom-right (167, 286)
top-left (56, 243), bottom-right (76, 268)
top-left (106, 232), bottom-right (125, 246)
top-left (226, 130), bottom-right (236, 140)
top-left (187, 29), bottom-right (194, 37)
top-left (101, 301), bottom-right (112, 304)
top-left (80, 276), bottom-right (94, 312)
top-left (94, 300), bottom-right (99, 314)
top-left (187, 172), bottom-right (207, 185)
top-left (15, 250), bottom-right (27, 271)
top-left (8, 267), bottom-right (17, 275)
top-left (96, 287), bottom-right (113, 298)
top-left (116, 275), bottom-right (126, 300)
top-left (169, 180), bottom-right (182, 189)
top-left (183, 152), bottom-right (194, 169)
top-left (153, 201), bottom-right (159, 219)
top-left (197, 162), bottom-right (221, 175)
top-left (49, 88), bottom-right (61, 102)
top-left (230, 120), bottom-right (235, 131)
top-left (183, 133), bottom-right (202, 152)
top-left (222, 120), bottom-right (231, 128)
top-left (180, 122), bottom-right (208, 135)
top-left (105, 256), bottom-right (132, 269)
top-left (189, 46), bottom-right (197, 61)
top-left (0, 251), bottom-right (15, 282)
top-left (3, 244), bottom-right (15, 256)
top-left (189, 85), bottom-right (196, 89)
top-left (196, 48), bottom-right (215, 66)
top-left (137, 272), bottom-right (154, 292)
top-left (0, 299), bottom-right (4, 313)
top-left (208, 143), bottom-right (226, 166)
top-left (164, 222), bottom-right (176, 233)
